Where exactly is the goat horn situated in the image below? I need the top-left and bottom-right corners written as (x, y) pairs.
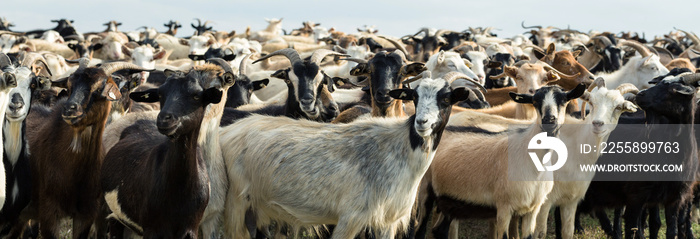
top-left (489, 71), bottom-right (508, 80)
top-left (203, 20), bottom-right (212, 26)
top-left (538, 61), bottom-right (580, 80)
top-left (239, 54), bottom-right (252, 76)
top-left (252, 48), bottom-right (302, 67)
top-left (338, 57), bottom-right (368, 64)
top-left (310, 49), bottom-right (349, 66)
top-left (403, 71), bottom-right (431, 84)
top-left (194, 18), bottom-right (202, 26)
top-left (592, 36), bottom-right (613, 47)
top-left (0, 30), bottom-right (23, 36)
top-left (620, 41), bottom-right (651, 58)
top-left (521, 21), bottom-right (541, 30)
top-left (572, 42), bottom-right (589, 52)
top-left (442, 71), bottom-right (487, 93)
top-left (99, 62), bottom-right (152, 76)
top-left (681, 73), bottom-right (700, 85)
top-left (77, 58), bottom-right (90, 70)
top-left (0, 53), bottom-right (11, 70)
top-left (206, 58), bottom-right (234, 74)
top-left (413, 28), bottom-right (430, 37)
top-left (21, 53), bottom-right (52, 76)
top-left (615, 83), bottom-right (639, 96)
top-left (587, 77), bottom-right (606, 91)
top-left (676, 28), bottom-right (700, 47)
top-left (379, 36), bottom-right (409, 60)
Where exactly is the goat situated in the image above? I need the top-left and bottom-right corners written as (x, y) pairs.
top-left (0, 31), bottom-right (26, 54)
top-left (666, 58), bottom-right (697, 72)
top-left (90, 32), bottom-right (129, 61)
top-left (248, 18), bottom-right (283, 42)
top-left (576, 35), bottom-right (623, 74)
top-left (121, 43), bottom-right (166, 83)
top-left (415, 83), bottom-right (586, 239)
top-left (535, 43), bottom-right (596, 90)
top-left (595, 40), bottom-right (670, 89)
top-left (422, 50), bottom-right (479, 87)
top-left (221, 72), bottom-right (472, 239)
top-left (101, 64), bottom-right (233, 238)
top-left (26, 59), bottom-right (150, 238)
top-left (484, 52), bottom-right (516, 89)
top-left (0, 18), bottom-right (13, 32)
top-left (226, 54), bottom-right (269, 108)
top-left (0, 53), bottom-right (51, 237)
top-left (191, 18), bottom-right (213, 36)
top-left (0, 54), bottom-right (18, 228)
top-left (164, 20), bottom-right (182, 36)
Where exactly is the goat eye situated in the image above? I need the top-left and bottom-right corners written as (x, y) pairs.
top-left (193, 95), bottom-right (200, 100)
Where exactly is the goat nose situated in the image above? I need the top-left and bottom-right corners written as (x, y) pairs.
top-left (417, 119), bottom-right (428, 125)
top-left (9, 102), bottom-right (23, 111)
top-left (593, 120), bottom-right (604, 127)
top-left (528, 89), bottom-right (535, 94)
top-left (543, 115), bottom-right (556, 123)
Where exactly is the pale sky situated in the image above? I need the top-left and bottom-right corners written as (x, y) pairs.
top-left (3, 0), bottom-right (697, 39)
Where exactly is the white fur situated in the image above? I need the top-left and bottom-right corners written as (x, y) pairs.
top-left (596, 55), bottom-right (669, 90)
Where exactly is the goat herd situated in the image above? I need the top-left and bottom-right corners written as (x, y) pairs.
top-left (0, 17), bottom-right (698, 239)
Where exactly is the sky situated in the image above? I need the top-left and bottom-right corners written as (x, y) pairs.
top-left (2, 0), bottom-right (697, 39)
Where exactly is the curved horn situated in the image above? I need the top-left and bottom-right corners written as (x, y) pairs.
top-left (310, 49), bottom-right (349, 66)
top-left (580, 77), bottom-right (605, 119)
top-left (620, 40), bottom-right (651, 58)
top-left (592, 35), bottom-right (613, 47)
top-left (239, 54), bottom-right (252, 76)
top-left (587, 77), bottom-right (605, 91)
top-left (66, 58), bottom-right (90, 70)
top-left (21, 53), bottom-right (52, 76)
top-left (488, 71), bottom-right (508, 80)
top-left (403, 71), bottom-right (431, 85)
top-left (681, 73), bottom-right (700, 85)
top-left (378, 36), bottom-right (409, 59)
top-left (677, 29), bottom-right (700, 47)
top-left (572, 42), bottom-right (589, 52)
top-left (338, 57), bottom-right (368, 64)
top-left (538, 61), bottom-right (581, 80)
top-left (98, 62), bottom-right (153, 76)
top-left (194, 18), bottom-right (202, 26)
top-left (203, 20), bottom-right (213, 27)
top-left (206, 58), bottom-right (234, 73)
top-left (0, 30), bottom-right (24, 36)
top-left (413, 28), bottom-right (430, 37)
top-left (0, 53), bottom-right (11, 69)
top-left (252, 48), bottom-right (302, 67)
top-left (615, 83), bottom-right (639, 96)
top-left (521, 21), bottom-right (541, 30)
top-left (442, 71), bottom-right (487, 92)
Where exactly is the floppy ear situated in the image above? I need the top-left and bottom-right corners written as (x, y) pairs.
top-left (403, 63), bottom-right (426, 77)
top-left (350, 63), bottom-right (369, 76)
top-left (322, 73), bottom-right (336, 93)
top-left (271, 69), bottom-right (289, 81)
top-left (566, 83), bottom-right (587, 100)
top-left (510, 92), bottom-right (533, 104)
top-left (129, 88), bottom-right (159, 102)
top-left (51, 77), bottom-right (69, 89)
top-left (203, 87), bottom-right (223, 104)
top-left (450, 87), bottom-right (471, 104)
top-left (163, 69), bottom-right (179, 78)
top-left (31, 75), bottom-right (52, 91)
top-left (102, 80), bottom-right (122, 101)
top-left (389, 89), bottom-right (415, 101)
top-left (252, 79), bottom-right (269, 91)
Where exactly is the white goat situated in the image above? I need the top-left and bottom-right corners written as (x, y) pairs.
top-left (122, 44), bottom-right (166, 83)
top-left (597, 41), bottom-right (669, 89)
top-left (221, 72), bottom-right (471, 239)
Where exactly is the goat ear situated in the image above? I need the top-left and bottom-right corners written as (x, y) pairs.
top-left (450, 87), bottom-right (471, 104)
top-left (621, 101), bottom-right (638, 113)
top-left (271, 69), bottom-right (289, 83)
top-left (91, 43), bottom-right (104, 52)
top-left (121, 45), bottom-right (133, 58)
top-left (223, 54), bottom-right (237, 61)
top-left (2, 72), bottom-right (16, 88)
top-left (566, 83), bottom-right (587, 101)
top-left (402, 63), bottom-right (426, 77)
top-left (389, 89), bottom-right (415, 101)
top-left (486, 61), bottom-right (502, 68)
top-left (203, 88), bottom-right (223, 104)
top-left (51, 77), bottom-right (69, 89)
top-left (153, 50), bottom-right (166, 60)
top-left (437, 50), bottom-right (446, 64)
top-left (533, 49), bottom-right (546, 60)
top-left (545, 70), bottom-right (561, 82)
top-left (16, 36), bottom-right (27, 44)
top-left (252, 79), bottom-right (269, 91)
top-left (220, 72), bottom-right (236, 87)
top-left (101, 81), bottom-right (122, 101)
top-left (163, 69), bottom-right (179, 78)
top-left (188, 54), bottom-right (205, 61)
top-left (31, 75), bottom-right (51, 91)
top-left (129, 88), bottom-right (159, 103)
top-left (510, 92), bottom-right (533, 104)
top-left (463, 59), bottom-right (473, 68)
top-left (350, 63), bottom-right (369, 76)
top-left (179, 38), bottom-right (189, 46)
top-left (546, 43), bottom-right (555, 55)
top-left (572, 50), bottom-right (581, 58)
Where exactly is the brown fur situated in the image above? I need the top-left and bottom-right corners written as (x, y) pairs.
top-left (666, 58), bottom-right (697, 72)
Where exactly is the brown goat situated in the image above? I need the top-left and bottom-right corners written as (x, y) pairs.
top-left (26, 59), bottom-right (150, 239)
top-left (666, 58), bottom-right (697, 72)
